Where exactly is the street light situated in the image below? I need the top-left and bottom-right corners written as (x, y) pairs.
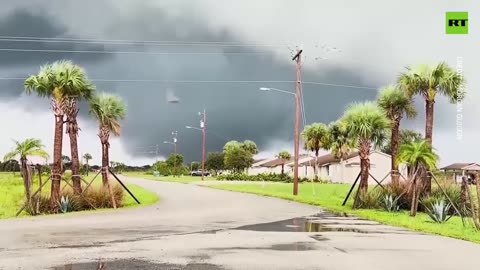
top-left (185, 126), bottom-right (202, 131)
top-left (164, 131), bottom-right (178, 177)
top-left (259, 86), bottom-right (306, 196)
top-left (259, 87), bottom-right (296, 96)
top-left (186, 110), bottom-right (207, 180)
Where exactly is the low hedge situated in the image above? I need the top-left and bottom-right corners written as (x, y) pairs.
top-left (217, 172), bottom-right (330, 183)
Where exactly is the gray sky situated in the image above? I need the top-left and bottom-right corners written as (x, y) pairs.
top-left (0, 0), bottom-right (477, 166)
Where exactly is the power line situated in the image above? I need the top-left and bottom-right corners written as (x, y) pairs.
top-left (0, 48), bottom-right (271, 55)
top-left (0, 77), bottom-right (377, 90)
top-left (0, 35), bottom-right (284, 46)
top-left (0, 37), bottom-right (283, 48)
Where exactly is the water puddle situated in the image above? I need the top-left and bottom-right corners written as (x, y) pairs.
top-left (234, 212), bottom-right (408, 234)
top-left (54, 259), bottom-right (224, 270)
top-left (209, 242), bottom-right (320, 252)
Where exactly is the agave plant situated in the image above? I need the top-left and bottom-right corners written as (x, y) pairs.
top-left (382, 194), bottom-right (400, 212)
top-left (58, 196), bottom-right (75, 213)
top-left (424, 199), bottom-right (452, 223)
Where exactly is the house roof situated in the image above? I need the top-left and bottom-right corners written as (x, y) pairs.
top-left (315, 151), bottom-right (360, 166)
top-left (260, 154), bottom-right (309, 168)
top-left (286, 156), bottom-right (316, 167)
top-left (252, 158), bottom-right (270, 167)
top-left (440, 163), bottom-right (480, 171)
top-left (261, 158), bottom-right (292, 168)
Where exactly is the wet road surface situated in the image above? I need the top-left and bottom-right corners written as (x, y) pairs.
top-left (0, 176), bottom-right (479, 270)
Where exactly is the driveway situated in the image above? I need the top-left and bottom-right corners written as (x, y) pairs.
top-left (0, 176), bottom-right (478, 270)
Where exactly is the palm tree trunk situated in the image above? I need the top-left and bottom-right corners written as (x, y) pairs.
top-left (281, 164), bottom-right (285, 176)
top-left (101, 142), bottom-right (109, 186)
top-left (68, 117), bottom-right (82, 194)
top-left (36, 165), bottom-right (42, 215)
top-left (86, 160), bottom-right (89, 176)
top-left (314, 150), bottom-right (319, 181)
top-left (410, 176), bottom-right (417, 216)
top-left (423, 99), bottom-right (435, 194)
top-left (20, 158), bottom-right (31, 205)
top-left (359, 140), bottom-right (370, 193)
top-left (51, 111), bottom-right (64, 211)
top-left (391, 120), bottom-right (400, 185)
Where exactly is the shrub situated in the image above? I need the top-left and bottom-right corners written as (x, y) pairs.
top-left (382, 194), bottom-right (400, 212)
top-left (217, 172), bottom-right (313, 183)
top-left (424, 199), bottom-right (452, 223)
top-left (381, 181), bottom-right (411, 210)
top-left (26, 184), bottom-right (124, 215)
top-left (356, 189), bottom-right (383, 209)
top-left (58, 196), bottom-right (76, 213)
top-left (421, 185), bottom-right (464, 216)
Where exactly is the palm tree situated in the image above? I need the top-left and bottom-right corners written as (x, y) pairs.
top-left (340, 102), bottom-right (390, 207)
top-left (396, 140), bottom-right (438, 216)
top-left (3, 139), bottom-right (48, 206)
top-left (399, 62), bottom-right (464, 193)
top-left (63, 67), bottom-right (95, 194)
top-left (25, 60), bottom-right (91, 207)
top-left (377, 85), bottom-right (416, 185)
top-left (326, 121), bottom-right (356, 182)
top-left (276, 150), bottom-right (292, 177)
top-left (89, 93), bottom-right (127, 187)
top-left (301, 123), bottom-right (329, 180)
top-left (83, 153), bottom-right (92, 176)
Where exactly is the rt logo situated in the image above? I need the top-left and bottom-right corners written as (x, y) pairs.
top-left (446, 12), bottom-right (468, 34)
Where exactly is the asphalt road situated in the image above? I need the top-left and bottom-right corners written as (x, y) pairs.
top-left (0, 177), bottom-right (479, 270)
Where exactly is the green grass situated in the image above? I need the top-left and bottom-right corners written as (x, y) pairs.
top-left (0, 172), bottom-right (159, 219)
top-left (124, 171), bottom-right (215, 184)
top-left (210, 182), bottom-right (480, 243)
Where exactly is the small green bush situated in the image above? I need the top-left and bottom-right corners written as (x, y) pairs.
top-left (217, 173), bottom-right (314, 183)
top-left (26, 184), bottom-right (125, 215)
top-left (356, 189), bottom-right (383, 209)
top-left (424, 199), bottom-right (452, 223)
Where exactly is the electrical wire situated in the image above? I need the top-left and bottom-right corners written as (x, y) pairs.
top-left (0, 77), bottom-right (377, 90)
top-left (0, 37), bottom-right (284, 48)
top-left (0, 35), bottom-right (285, 46)
top-left (0, 48), bottom-right (271, 55)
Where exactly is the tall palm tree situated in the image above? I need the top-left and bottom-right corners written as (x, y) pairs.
top-left (326, 121), bottom-right (356, 182)
top-left (377, 85), bottom-right (416, 185)
top-left (63, 68), bottom-right (95, 194)
top-left (83, 153), bottom-right (92, 176)
top-left (399, 62), bottom-right (464, 193)
top-left (89, 93), bottom-right (127, 187)
top-left (276, 150), bottom-right (292, 177)
top-left (25, 60), bottom-right (91, 207)
top-left (3, 139), bottom-right (48, 205)
top-left (301, 123), bottom-right (329, 180)
top-left (396, 140), bottom-right (438, 216)
top-left (340, 102), bottom-right (390, 207)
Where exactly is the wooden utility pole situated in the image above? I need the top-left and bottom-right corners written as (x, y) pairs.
top-left (292, 49), bottom-right (303, 196)
top-left (201, 109), bottom-right (206, 181)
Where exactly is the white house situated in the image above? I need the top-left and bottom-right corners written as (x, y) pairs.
top-left (248, 159), bottom-right (272, 175)
top-left (440, 163), bottom-right (480, 183)
top-left (285, 156), bottom-right (316, 178)
top-left (287, 151), bottom-right (407, 184)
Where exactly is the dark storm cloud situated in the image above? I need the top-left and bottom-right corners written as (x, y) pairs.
top-left (0, 2), bottom-right (378, 163)
top-left (0, 9), bottom-right (111, 67)
top-left (88, 5), bottom-right (378, 162)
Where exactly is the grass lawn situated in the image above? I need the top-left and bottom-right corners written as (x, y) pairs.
top-left (211, 182), bottom-right (480, 243)
top-left (124, 171), bottom-right (214, 184)
top-left (0, 172), bottom-right (159, 219)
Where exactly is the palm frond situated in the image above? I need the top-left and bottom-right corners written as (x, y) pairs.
top-left (89, 93), bottom-right (127, 136)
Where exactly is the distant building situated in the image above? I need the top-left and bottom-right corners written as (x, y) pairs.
top-left (286, 151), bottom-right (406, 183)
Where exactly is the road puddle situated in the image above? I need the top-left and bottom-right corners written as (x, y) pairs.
top-left (234, 212), bottom-right (393, 234)
top-left (54, 259), bottom-right (224, 270)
